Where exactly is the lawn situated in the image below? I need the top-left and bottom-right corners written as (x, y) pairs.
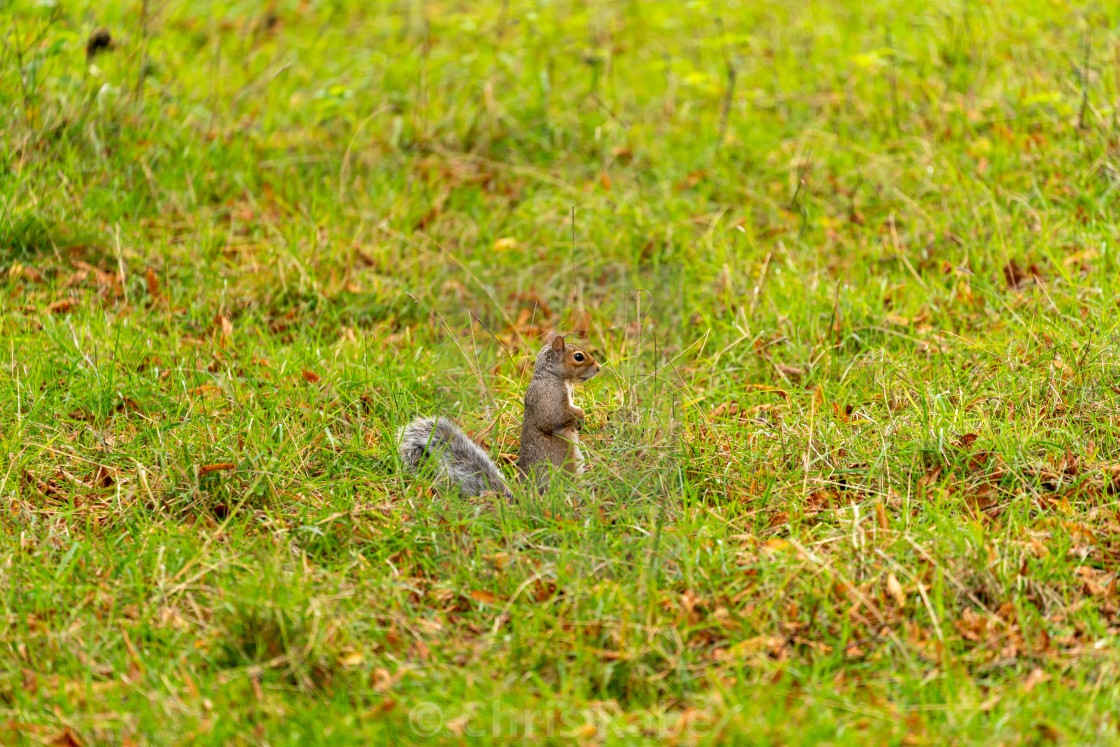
top-left (3, 0), bottom-right (1120, 744)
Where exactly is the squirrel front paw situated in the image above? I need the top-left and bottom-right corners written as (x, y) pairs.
top-left (570, 407), bottom-right (586, 431)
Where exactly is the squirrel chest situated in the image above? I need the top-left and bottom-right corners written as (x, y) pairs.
top-left (555, 380), bottom-right (584, 467)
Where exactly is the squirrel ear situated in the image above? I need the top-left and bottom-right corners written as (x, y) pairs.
top-left (550, 333), bottom-right (565, 353)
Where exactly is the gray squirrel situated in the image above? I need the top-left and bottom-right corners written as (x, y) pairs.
top-left (397, 332), bottom-right (601, 496)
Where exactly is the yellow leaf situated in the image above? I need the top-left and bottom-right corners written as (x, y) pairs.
top-left (575, 723), bottom-right (599, 738)
top-left (493, 237), bottom-right (518, 251)
top-left (886, 573), bottom-right (906, 608)
top-left (338, 651), bottom-right (364, 667)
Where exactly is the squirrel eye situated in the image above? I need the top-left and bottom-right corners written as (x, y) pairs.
top-left (574, 352), bottom-right (584, 362)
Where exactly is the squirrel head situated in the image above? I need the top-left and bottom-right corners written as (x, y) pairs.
top-left (535, 331), bottom-right (601, 382)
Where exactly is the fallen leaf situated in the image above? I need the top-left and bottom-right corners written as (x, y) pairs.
top-left (955, 433), bottom-right (979, 449)
top-left (886, 573), bottom-right (906, 608)
top-left (1034, 722), bottom-right (1060, 743)
top-left (469, 590), bottom-right (496, 605)
top-left (678, 170), bottom-right (706, 190)
top-left (775, 364), bottom-right (804, 381)
top-left (875, 501), bottom-right (888, 530)
top-left (338, 651), bottom-right (364, 667)
top-left (575, 723), bottom-right (599, 738)
top-left (1003, 260), bottom-right (1041, 290)
top-left (371, 666), bottom-right (406, 693)
top-left (1022, 667), bottom-right (1050, 693)
top-left (483, 552), bottom-right (511, 571)
top-left (533, 579), bottom-right (558, 602)
top-left (198, 463), bottom-right (236, 476)
top-left (302, 370), bottom-right (321, 384)
top-left (145, 268), bottom-right (159, 298)
top-left (214, 314), bottom-right (233, 339)
top-left (49, 729), bottom-right (84, 747)
top-left (72, 260), bottom-right (116, 287)
top-left (22, 668), bottom-right (37, 694)
top-left (121, 627), bottom-right (144, 684)
top-left (492, 237), bottom-right (518, 251)
top-left (92, 465), bottom-right (115, 488)
top-left (115, 397), bottom-right (144, 415)
top-left (10, 263), bottom-right (44, 283)
top-left (49, 298), bottom-right (78, 314)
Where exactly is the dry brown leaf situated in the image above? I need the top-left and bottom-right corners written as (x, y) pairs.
top-left (1003, 260), bottom-right (1042, 290)
top-left (214, 314), bottom-right (233, 339)
top-left (115, 398), bottom-right (144, 415)
top-left (775, 364), bottom-right (804, 381)
top-left (199, 463), bottom-right (236, 476)
top-left (483, 552), bottom-right (511, 571)
top-left (955, 433), bottom-right (979, 449)
top-left (92, 465), bottom-right (115, 488)
top-left (49, 298), bottom-right (78, 314)
top-left (1022, 667), bottom-right (1050, 693)
top-left (302, 369), bottom-right (321, 384)
top-left (250, 673), bottom-right (264, 701)
top-left (678, 170), bottom-right (706, 190)
top-left (49, 729), bottom-right (84, 747)
top-left (145, 268), bottom-right (159, 298)
top-left (533, 580), bottom-right (557, 603)
top-left (371, 666), bottom-right (407, 693)
top-left (72, 260), bottom-right (117, 286)
top-left (121, 627), bottom-right (144, 683)
top-left (10, 263), bottom-right (44, 283)
top-left (469, 590), bottom-right (496, 605)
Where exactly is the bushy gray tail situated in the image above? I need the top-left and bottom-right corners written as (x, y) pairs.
top-left (397, 416), bottom-right (512, 498)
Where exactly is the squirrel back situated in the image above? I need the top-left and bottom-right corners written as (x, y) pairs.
top-left (397, 416), bottom-right (512, 498)
top-left (517, 332), bottom-right (601, 492)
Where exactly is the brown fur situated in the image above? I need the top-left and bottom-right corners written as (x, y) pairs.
top-left (517, 331), bottom-right (601, 492)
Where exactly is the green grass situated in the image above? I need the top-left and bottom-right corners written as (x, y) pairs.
top-left (4, 0), bottom-right (1120, 743)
